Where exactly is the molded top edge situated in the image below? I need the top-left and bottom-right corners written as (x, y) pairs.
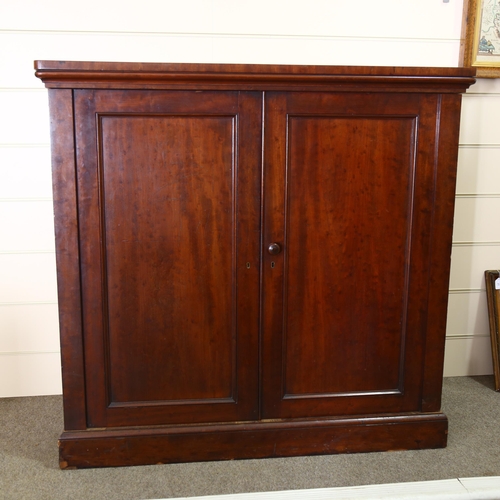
top-left (34, 60), bottom-right (475, 77)
top-left (34, 60), bottom-right (476, 91)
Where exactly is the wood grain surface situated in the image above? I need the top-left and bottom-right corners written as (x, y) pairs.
top-left (36, 62), bottom-right (474, 467)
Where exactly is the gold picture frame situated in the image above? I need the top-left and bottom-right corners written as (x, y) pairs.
top-left (485, 271), bottom-right (500, 391)
top-left (462, 0), bottom-right (500, 78)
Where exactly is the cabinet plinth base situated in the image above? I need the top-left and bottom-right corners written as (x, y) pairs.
top-left (59, 412), bottom-right (448, 469)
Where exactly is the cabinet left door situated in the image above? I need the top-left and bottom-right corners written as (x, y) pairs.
top-left (73, 90), bottom-right (262, 428)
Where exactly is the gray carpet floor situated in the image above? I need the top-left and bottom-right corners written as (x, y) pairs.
top-left (1, 376), bottom-right (500, 500)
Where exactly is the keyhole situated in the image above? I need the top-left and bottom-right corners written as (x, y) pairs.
top-left (246, 262), bottom-right (251, 269)
top-left (271, 261), bottom-right (275, 268)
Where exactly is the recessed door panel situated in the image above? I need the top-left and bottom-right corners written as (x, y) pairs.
top-left (75, 91), bottom-right (261, 427)
top-left (262, 92), bottom-right (440, 418)
top-left (101, 114), bottom-right (235, 403)
top-left (284, 115), bottom-right (414, 396)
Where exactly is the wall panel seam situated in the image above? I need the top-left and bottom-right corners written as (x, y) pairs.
top-left (0, 88), bottom-right (46, 92)
top-left (0, 144), bottom-right (50, 148)
top-left (462, 93), bottom-right (500, 97)
top-left (0, 28), bottom-right (462, 43)
top-left (0, 301), bottom-right (58, 306)
top-left (0, 351), bottom-right (60, 356)
top-left (455, 194), bottom-right (500, 198)
top-left (452, 241), bottom-right (500, 246)
top-left (445, 334), bottom-right (490, 339)
top-left (459, 144), bottom-right (500, 148)
top-left (0, 198), bottom-right (52, 202)
top-left (0, 250), bottom-right (55, 254)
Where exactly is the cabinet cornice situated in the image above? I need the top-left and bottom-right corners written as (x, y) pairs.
top-left (34, 61), bottom-right (476, 93)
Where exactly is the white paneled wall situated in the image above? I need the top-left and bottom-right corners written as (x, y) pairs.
top-left (0, 0), bottom-right (495, 396)
top-left (444, 77), bottom-right (500, 377)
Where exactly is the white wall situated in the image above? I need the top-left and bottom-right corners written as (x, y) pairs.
top-left (0, 0), bottom-right (496, 397)
top-left (444, 77), bottom-right (500, 376)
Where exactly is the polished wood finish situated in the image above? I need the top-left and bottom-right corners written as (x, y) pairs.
top-left (48, 89), bottom-right (87, 431)
top-left (34, 60), bottom-right (475, 92)
top-left (74, 90), bottom-right (261, 427)
top-left (59, 413), bottom-right (448, 469)
top-left (262, 92), bottom-right (441, 420)
top-left (35, 61), bottom-right (474, 468)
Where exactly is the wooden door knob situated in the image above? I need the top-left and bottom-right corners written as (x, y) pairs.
top-left (268, 243), bottom-right (281, 255)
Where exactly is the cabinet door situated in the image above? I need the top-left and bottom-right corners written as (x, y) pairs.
top-left (262, 91), bottom-right (443, 419)
top-left (74, 90), bottom-right (261, 427)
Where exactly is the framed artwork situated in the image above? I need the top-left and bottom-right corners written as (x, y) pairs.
top-left (485, 271), bottom-right (500, 391)
top-left (462, 0), bottom-right (500, 77)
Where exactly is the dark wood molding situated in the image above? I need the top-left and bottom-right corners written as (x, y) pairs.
top-left (35, 61), bottom-right (476, 92)
top-left (59, 413), bottom-right (448, 469)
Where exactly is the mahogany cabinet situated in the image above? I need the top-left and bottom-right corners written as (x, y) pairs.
top-left (35, 61), bottom-right (475, 468)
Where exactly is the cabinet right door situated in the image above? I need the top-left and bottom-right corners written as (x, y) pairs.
top-left (261, 91), bottom-right (445, 419)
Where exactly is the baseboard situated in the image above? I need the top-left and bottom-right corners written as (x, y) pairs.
top-left (59, 412), bottom-right (447, 469)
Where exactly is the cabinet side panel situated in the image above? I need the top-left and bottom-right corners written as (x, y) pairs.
top-left (48, 89), bottom-right (86, 430)
top-left (421, 94), bottom-right (463, 412)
